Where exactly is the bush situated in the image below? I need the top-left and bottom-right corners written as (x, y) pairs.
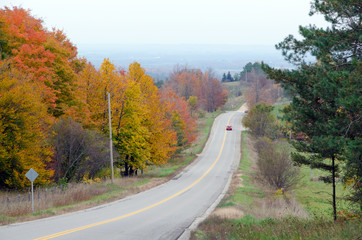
top-left (242, 103), bottom-right (277, 139)
top-left (256, 138), bottom-right (300, 191)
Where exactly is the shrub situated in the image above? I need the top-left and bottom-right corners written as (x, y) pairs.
top-left (242, 103), bottom-right (277, 139)
top-left (256, 138), bottom-right (300, 191)
top-left (52, 118), bottom-right (112, 182)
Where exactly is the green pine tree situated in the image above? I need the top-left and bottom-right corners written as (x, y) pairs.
top-left (263, 0), bottom-right (361, 220)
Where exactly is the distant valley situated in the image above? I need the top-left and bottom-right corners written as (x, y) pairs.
top-left (77, 44), bottom-right (293, 80)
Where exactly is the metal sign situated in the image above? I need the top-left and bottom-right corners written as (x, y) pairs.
top-left (25, 168), bottom-right (38, 213)
top-left (26, 168), bottom-right (38, 182)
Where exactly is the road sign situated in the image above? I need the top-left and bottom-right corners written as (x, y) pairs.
top-left (25, 168), bottom-right (38, 213)
top-left (26, 168), bottom-right (38, 182)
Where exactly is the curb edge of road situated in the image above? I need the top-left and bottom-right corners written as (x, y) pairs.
top-left (177, 112), bottom-right (242, 240)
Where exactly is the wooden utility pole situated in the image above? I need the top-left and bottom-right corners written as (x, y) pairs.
top-left (276, 87), bottom-right (279, 128)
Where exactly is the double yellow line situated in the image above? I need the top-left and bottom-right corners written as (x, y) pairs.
top-left (35, 114), bottom-right (234, 240)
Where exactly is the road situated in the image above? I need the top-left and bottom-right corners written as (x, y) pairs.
top-left (0, 110), bottom-right (244, 240)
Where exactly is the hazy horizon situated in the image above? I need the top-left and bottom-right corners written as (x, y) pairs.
top-left (1, 1), bottom-right (328, 79)
top-left (78, 44), bottom-right (294, 80)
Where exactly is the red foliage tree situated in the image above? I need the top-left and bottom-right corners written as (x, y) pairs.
top-left (0, 7), bottom-right (82, 116)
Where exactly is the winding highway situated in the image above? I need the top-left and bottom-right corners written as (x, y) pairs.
top-left (0, 110), bottom-right (245, 240)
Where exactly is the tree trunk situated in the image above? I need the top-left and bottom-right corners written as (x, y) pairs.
top-left (124, 160), bottom-right (129, 177)
top-left (332, 156), bottom-right (337, 221)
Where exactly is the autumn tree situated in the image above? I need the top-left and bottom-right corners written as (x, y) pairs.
top-left (44, 29), bottom-right (80, 117)
top-left (0, 20), bottom-right (9, 59)
top-left (244, 68), bottom-right (280, 107)
top-left (171, 111), bottom-right (187, 152)
top-left (167, 67), bottom-right (228, 112)
top-left (160, 87), bottom-right (197, 151)
top-left (79, 60), bottom-right (178, 176)
top-left (126, 63), bottom-right (177, 169)
top-left (203, 71), bottom-right (229, 112)
top-left (188, 96), bottom-right (198, 116)
top-left (0, 7), bottom-right (57, 109)
top-left (0, 62), bottom-right (53, 189)
top-left (0, 7), bottom-right (82, 117)
top-left (263, 0), bottom-right (361, 220)
top-left (68, 61), bottom-right (103, 128)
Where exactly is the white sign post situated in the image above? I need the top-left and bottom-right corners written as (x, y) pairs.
top-left (25, 168), bottom-right (38, 213)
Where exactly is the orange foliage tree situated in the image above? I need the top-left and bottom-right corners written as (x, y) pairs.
top-left (160, 87), bottom-right (197, 150)
top-left (0, 6), bottom-right (83, 117)
top-left (167, 67), bottom-right (228, 112)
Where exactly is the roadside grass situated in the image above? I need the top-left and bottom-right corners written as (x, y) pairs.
top-left (191, 131), bottom-right (361, 240)
top-left (0, 109), bottom-right (222, 225)
top-left (0, 177), bottom-right (151, 225)
top-left (195, 216), bottom-right (361, 240)
top-left (231, 132), bottom-right (263, 207)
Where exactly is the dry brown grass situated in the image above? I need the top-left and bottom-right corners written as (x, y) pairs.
top-left (0, 177), bottom-right (167, 225)
top-left (246, 137), bottom-right (308, 219)
top-left (211, 207), bottom-right (244, 219)
top-left (206, 132), bottom-right (307, 225)
top-left (251, 194), bottom-right (309, 219)
top-left (0, 184), bottom-right (109, 216)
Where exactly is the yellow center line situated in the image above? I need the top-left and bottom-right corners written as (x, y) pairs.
top-left (34, 113), bottom-right (235, 240)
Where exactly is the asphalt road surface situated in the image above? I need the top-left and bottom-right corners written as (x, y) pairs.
top-left (0, 110), bottom-right (244, 240)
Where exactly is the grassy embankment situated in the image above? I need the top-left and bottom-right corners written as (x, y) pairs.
top-left (192, 104), bottom-right (361, 239)
top-left (0, 109), bottom-right (223, 225)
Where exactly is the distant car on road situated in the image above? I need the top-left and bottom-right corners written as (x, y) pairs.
top-left (226, 125), bottom-right (232, 131)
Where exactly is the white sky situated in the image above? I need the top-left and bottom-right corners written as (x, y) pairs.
top-left (1, 0), bottom-right (329, 46)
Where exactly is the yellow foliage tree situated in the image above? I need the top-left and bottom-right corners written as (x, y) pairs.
top-left (69, 60), bottom-right (177, 176)
top-left (0, 63), bottom-right (53, 189)
top-left (128, 62), bottom-right (177, 166)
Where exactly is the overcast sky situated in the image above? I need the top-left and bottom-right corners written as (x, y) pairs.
top-left (1, 0), bottom-right (329, 46)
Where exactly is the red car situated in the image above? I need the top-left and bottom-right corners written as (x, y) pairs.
top-left (226, 125), bottom-right (232, 131)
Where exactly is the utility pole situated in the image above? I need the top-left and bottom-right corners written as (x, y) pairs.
top-left (276, 87), bottom-right (279, 128)
top-left (255, 75), bottom-right (259, 103)
top-left (108, 92), bottom-right (114, 183)
top-left (289, 130), bottom-right (292, 162)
